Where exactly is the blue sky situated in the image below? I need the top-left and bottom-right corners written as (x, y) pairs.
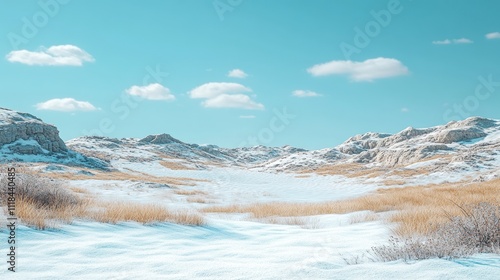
top-left (1, 0), bottom-right (500, 150)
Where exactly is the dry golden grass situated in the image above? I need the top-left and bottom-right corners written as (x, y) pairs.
top-left (42, 169), bottom-right (203, 186)
top-left (263, 216), bottom-right (320, 229)
top-left (159, 160), bottom-right (196, 170)
top-left (91, 201), bottom-right (204, 225)
top-left (301, 163), bottom-right (387, 178)
top-left (15, 197), bottom-right (91, 229)
top-left (300, 157), bottom-right (451, 179)
top-left (382, 179), bottom-right (406, 186)
top-left (186, 197), bottom-right (211, 204)
top-left (204, 178), bottom-right (500, 236)
top-left (1, 170), bottom-right (205, 228)
top-left (387, 167), bottom-right (431, 177)
top-left (349, 212), bottom-right (380, 224)
top-left (14, 196), bottom-right (205, 228)
top-left (69, 186), bottom-right (90, 194)
top-left (174, 189), bottom-right (208, 196)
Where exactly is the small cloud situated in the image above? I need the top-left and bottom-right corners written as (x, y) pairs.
top-left (189, 82), bottom-right (263, 110)
top-left (189, 82), bottom-right (250, 99)
top-left (6, 45), bottom-right (94, 66)
top-left (432, 39), bottom-right (452, 45)
top-left (432, 38), bottom-right (473, 45)
top-left (36, 98), bottom-right (98, 112)
top-left (203, 94), bottom-right (264, 110)
top-left (240, 115), bottom-right (256, 119)
top-left (486, 32), bottom-right (500, 39)
top-left (292, 90), bottom-right (321, 98)
top-left (307, 57), bottom-right (409, 82)
top-left (454, 38), bottom-right (473, 44)
top-left (125, 83), bottom-right (175, 101)
top-left (401, 107), bottom-right (410, 113)
top-left (228, 69), bottom-right (248, 78)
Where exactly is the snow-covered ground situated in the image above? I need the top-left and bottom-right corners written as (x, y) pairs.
top-left (1, 165), bottom-right (500, 279)
top-left (1, 216), bottom-right (499, 279)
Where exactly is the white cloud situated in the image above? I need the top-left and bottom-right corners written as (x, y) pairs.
top-left (401, 107), bottom-right (410, 113)
top-left (36, 98), bottom-right (98, 112)
top-left (454, 38), bottom-right (473, 44)
top-left (202, 94), bottom-right (264, 110)
top-left (292, 90), bottom-right (321, 98)
top-left (125, 83), bottom-right (175, 101)
top-left (432, 38), bottom-right (473, 45)
top-left (486, 32), bottom-right (500, 39)
top-left (6, 45), bottom-right (94, 66)
top-left (432, 39), bottom-right (452, 45)
top-left (307, 57), bottom-right (409, 82)
top-left (240, 115), bottom-right (256, 119)
top-left (189, 82), bottom-right (251, 99)
top-left (189, 82), bottom-right (263, 110)
top-left (228, 69), bottom-right (248, 78)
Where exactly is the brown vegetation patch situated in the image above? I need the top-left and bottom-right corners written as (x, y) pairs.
top-left (174, 189), bottom-right (208, 196)
top-left (91, 201), bottom-right (204, 225)
top-left (301, 163), bottom-right (387, 178)
top-left (159, 160), bottom-right (196, 170)
top-left (0, 173), bottom-right (205, 229)
top-left (204, 178), bottom-right (500, 236)
top-left (42, 169), bottom-right (203, 187)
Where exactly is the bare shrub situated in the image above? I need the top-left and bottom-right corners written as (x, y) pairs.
top-left (0, 173), bottom-right (87, 229)
top-left (371, 202), bottom-right (500, 262)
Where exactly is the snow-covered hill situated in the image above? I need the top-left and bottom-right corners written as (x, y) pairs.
top-left (1, 107), bottom-right (499, 181)
top-left (0, 108), bottom-right (107, 169)
top-left (64, 116), bottom-right (500, 182)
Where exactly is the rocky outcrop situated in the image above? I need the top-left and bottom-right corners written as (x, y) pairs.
top-left (0, 108), bottom-right (108, 169)
top-left (431, 127), bottom-right (486, 144)
top-left (0, 108), bottom-right (67, 154)
top-left (139, 133), bottom-right (184, 145)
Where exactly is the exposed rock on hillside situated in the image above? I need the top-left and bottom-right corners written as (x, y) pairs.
top-left (0, 108), bottom-right (108, 169)
top-left (0, 107), bottom-right (67, 154)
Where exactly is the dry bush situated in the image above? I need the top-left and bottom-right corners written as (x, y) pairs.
top-left (371, 202), bottom-right (500, 261)
top-left (0, 173), bottom-right (89, 229)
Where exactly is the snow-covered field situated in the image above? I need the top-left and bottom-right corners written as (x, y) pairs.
top-left (1, 165), bottom-right (500, 279)
top-left (1, 215), bottom-right (499, 279)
